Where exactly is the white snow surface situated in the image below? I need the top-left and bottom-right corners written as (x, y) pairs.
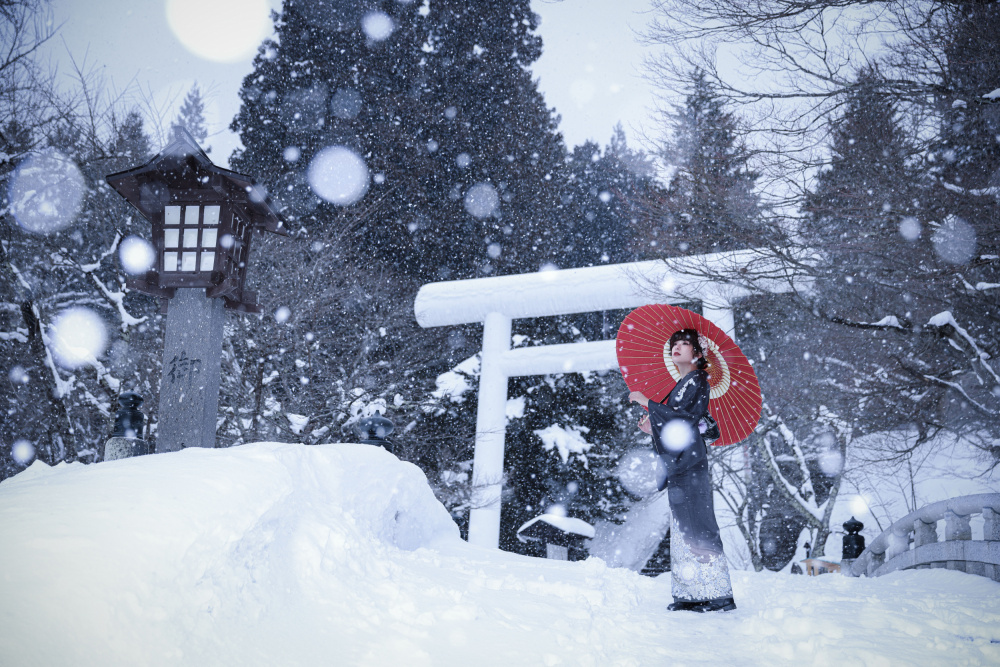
top-left (431, 353), bottom-right (480, 404)
top-left (286, 413), bottom-right (309, 434)
top-left (1, 442), bottom-right (999, 666)
top-left (534, 424), bottom-right (592, 464)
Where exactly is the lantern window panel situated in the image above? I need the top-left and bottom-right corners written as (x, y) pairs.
top-left (181, 252), bottom-right (197, 272)
top-left (164, 252), bottom-right (179, 272)
top-left (200, 251), bottom-right (216, 272)
top-left (182, 227), bottom-right (198, 248)
top-left (204, 205), bottom-right (220, 225)
top-left (184, 205), bottom-right (200, 225)
top-left (164, 228), bottom-right (180, 248)
top-left (183, 228), bottom-right (199, 248)
top-left (165, 206), bottom-right (181, 225)
top-left (202, 227), bottom-right (218, 248)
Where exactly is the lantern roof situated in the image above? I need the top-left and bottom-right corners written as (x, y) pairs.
top-left (105, 127), bottom-right (287, 236)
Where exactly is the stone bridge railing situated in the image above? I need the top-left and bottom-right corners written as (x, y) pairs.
top-left (849, 493), bottom-right (1000, 581)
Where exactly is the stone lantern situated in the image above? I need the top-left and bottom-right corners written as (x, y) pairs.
top-left (104, 391), bottom-right (150, 461)
top-left (840, 516), bottom-right (866, 576)
top-left (106, 128), bottom-right (286, 451)
top-left (353, 412), bottom-right (395, 451)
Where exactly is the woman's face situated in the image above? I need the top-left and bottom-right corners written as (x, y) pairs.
top-left (671, 339), bottom-right (700, 365)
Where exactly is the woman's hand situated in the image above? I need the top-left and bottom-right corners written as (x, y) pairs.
top-left (629, 391), bottom-right (650, 408)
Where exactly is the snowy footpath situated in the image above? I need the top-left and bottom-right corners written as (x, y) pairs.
top-left (1, 442), bottom-right (997, 666)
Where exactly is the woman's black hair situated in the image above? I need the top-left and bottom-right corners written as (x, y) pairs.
top-left (669, 328), bottom-right (709, 371)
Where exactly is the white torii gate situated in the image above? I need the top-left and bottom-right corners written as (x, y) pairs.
top-left (414, 249), bottom-right (798, 548)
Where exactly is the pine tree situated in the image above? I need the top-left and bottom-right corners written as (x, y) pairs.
top-left (644, 69), bottom-right (759, 255)
top-left (559, 126), bottom-right (659, 268)
top-left (224, 1), bottom-right (584, 538)
top-left (918, 4), bottom-right (1000, 439)
top-left (110, 110), bottom-right (153, 167)
top-left (230, 0), bottom-right (567, 281)
top-left (171, 84), bottom-right (209, 152)
top-left (802, 67), bottom-right (919, 325)
top-left (418, 0), bottom-right (568, 277)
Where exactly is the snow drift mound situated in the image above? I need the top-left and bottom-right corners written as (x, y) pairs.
top-left (0, 442), bottom-right (459, 665)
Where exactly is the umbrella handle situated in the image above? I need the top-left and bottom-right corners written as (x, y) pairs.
top-left (638, 414), bottom-right (651, 434)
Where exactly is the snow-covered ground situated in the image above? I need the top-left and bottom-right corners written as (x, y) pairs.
top-left (1, 442), bottom-right (998, 666)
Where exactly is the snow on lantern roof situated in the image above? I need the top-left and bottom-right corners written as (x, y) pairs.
top-left (105, 127), bottom-right (287, 236)
top-left (516, 514), bottom-right (596, 546)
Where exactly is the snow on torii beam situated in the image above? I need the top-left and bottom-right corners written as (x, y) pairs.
top-left (414, 248), bottom-right (797, 548)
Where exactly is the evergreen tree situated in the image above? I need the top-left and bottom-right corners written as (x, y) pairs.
top-left (559, 126), bottom-right (659, 268)
top-left (802, 67), bottom-right (920, 328)
top-left (419, 0), bottom-right (568, 277)
top-left (230, 0), bottom-right (567, 281)
top-left (501, 365), bottom-right (634, 556)
top-left (643, 69), bottom-right (759, 256)
top-left (171, 84), bottom-right (209, 152)
top-left (730, 70), bottom-right (922, 561)
top-left (918, 4), bottom-right (1000, 440)
top-left (111, 110), bottom-right (153, 165)
top-left (224, 1), bottom-right (586, 544)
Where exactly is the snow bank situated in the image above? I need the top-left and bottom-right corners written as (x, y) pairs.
top-left (1, 441), bottom-right (998, 666)
top-left (0, 443), bottom-right (458, 665)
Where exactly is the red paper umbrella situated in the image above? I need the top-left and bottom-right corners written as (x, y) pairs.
top-left (617, 304), bottom-right (762, 446)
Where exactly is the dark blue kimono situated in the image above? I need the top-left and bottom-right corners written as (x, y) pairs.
top-left (647, 370), bottom-right (734, 604)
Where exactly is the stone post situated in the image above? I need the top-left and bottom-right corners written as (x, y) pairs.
top-left (944, 510), bottom-right (972, 541)
top-left (157, 289), bottom-right (226, 451)
top-left (841, 516), bottom-right (865, 576)
top-left (944, 509), bottom-right (972, 573)
top-left (984, 507), bottom-right (999, 581)
top-left (104, 391), bottom-right (150, 460)
top-left (984, 507), bottom-right (1000, 542)
top-left (914, 518), bottom-right (938, 547)
top-left (886, 525), bottom-right (911, 559)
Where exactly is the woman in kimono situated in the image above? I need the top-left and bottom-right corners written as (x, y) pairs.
top-left (628, 328), bottom-right (736, 612)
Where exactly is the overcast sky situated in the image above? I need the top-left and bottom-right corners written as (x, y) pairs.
top-left (46, 0), bottom-right (663, 166)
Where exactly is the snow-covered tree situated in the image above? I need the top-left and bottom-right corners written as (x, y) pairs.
top-left (2, 105), bottom-right (162, 478)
